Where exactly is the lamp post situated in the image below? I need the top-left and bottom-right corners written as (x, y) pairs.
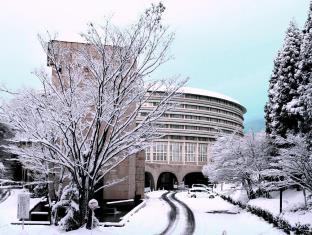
top-left (88, 199), bottom-right (99, 235)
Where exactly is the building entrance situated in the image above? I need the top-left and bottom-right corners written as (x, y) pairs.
top-left (183, 172), bottom-right (208, 188)
top-left (144, 172), bottom-right (155, 190)
top-left (157, 172), bottom-right (178, 190)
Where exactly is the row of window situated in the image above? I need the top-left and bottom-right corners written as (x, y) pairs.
top-left (183, 94), bottom-right (241, 110)
top-left (154, 113), bottom-right (242, 128)
top-left (182, 104), bottom-right (242, 119)
top-left (145, 142), bottom-right (208, 163)
top-left (143, 102), bottom-right (243, 120)
top-left (162, 136), bottom-right (216, 141)
top-left (155, 123), bottom-right (235, 134)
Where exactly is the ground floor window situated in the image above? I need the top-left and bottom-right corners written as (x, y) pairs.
top-left (198, 144), bottom-right (208, 162)
top-left (145, 147), bottom-right (151, 161)
top-left (185, 143), bottom-right (196, 162)
top-left (170, 142), bottom-right (183, 162)
top-left (153, 142), bottom-right (167, 161)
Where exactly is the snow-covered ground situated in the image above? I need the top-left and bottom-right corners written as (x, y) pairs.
top-left (216, 184), bottom-right (312, 228)
top-left (176, 191), bottom-right (285, 235)
top-left (0, 190), bottom-right (170, 235)
top-left (0, 189), bottom-right (42, 234)
top-left (0, 189), bottom-right (287, 235)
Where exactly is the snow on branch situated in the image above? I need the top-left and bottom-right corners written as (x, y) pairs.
top-left (0, 4), bottom-right (186, 224)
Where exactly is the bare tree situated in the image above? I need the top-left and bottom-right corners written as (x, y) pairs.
top-left (0, 3), bottom-right (186, 230)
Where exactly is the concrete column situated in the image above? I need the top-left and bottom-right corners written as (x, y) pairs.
top-left (167, 141), bottom-right (170, 164)
top-left (182, 142), bottom-right (185, 165)
top-left (196, 142), bottom-right (199, 165)
top-left (150, 143), bottom-right (154, 163)
top-left (177, 174), bottom-right (184, 185)
top-left (154, 172), bottom-right (160, 190)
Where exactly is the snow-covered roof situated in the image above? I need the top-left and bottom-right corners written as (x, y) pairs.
top-left (179, 87), bottom-right (241, 105)
top-left (151, 86), bottom-right (246, 113)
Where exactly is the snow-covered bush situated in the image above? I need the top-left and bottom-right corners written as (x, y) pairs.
top-left (52, 184), bottom-right (80, 231)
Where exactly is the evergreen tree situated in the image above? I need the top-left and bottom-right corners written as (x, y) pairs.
top-left (296, 2), bottom-right (312, 144)
top-left (265, 51), bottom-right (282, 135)
top-left (265, 21), bottom-right (302, 137)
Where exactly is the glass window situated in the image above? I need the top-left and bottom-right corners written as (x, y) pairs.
top-left (170, 143), bottom-right (183, 162)
top-left (198, 144), bottom-right (208, 162)
top-left (153, 142), bottom-right (167, 161)
top-left (171, 124), bottom-right (184, 129)
top-left (145, 147), bottom-right (150, 161)
top-left (171, 114), bottom-right (183, 119)
top-left (185, 143), bottom-right (196, 162)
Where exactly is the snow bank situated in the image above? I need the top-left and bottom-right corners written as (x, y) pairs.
top-left (217, 184), bottom-right (312, 229)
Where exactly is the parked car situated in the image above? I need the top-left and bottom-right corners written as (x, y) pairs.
top-left (188, 188), bottom-right (210, 198)
top-left (191, 184), bottom-right (211, 191)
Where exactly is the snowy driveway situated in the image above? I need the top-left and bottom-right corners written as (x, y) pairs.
top-left (159, 191), bottom-right (195, 235)
top-left (176, 191), bottom-right (286, 235)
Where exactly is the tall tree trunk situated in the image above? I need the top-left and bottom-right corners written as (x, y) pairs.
top-left (303, 187), bottom-right (307, 209)
top-left (79, 177), bottom-right (89, 227)
top-left (86, 188), bottom-right (95, 229)
top-left (79, 176), bottom-right (96, 229)
top-left (243, 178), bottom-right (255, 199)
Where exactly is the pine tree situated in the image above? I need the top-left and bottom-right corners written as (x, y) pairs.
top-left (265, 21), bottom-right (302, 137)
top-left (296, 2), bottom-right (312, 144)
top-left (265, 51), bottom-right (282, 135)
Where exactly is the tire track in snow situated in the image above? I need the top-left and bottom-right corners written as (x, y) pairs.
top-left (159, 191), bottom-right (178, 235)
top-left (172, 193), bottom-right (195, 235)
top-left (159, 191), bottom-right (195, 235)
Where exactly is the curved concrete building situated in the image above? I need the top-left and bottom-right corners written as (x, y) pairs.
top-left (137, 87), bottom-right (246, 190)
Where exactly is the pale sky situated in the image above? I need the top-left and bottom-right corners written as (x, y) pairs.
top-left (0, 0), bottom-right (310, 130)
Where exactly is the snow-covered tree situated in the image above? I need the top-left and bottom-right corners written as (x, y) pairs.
top-left (295, 2), bottom-right (312, 145)
top-left (203, 131), bottom-right (272, 199)
top-left (273, 134), bottom-right (312, 193)
top-left (0, 3), bottom-right (186, 230)
top-left (265, 51), bottom-right (282, 135)
top-left (52, 184), bottom-right (80, 231)
top-left (265, 21), bottom-right (302, 137)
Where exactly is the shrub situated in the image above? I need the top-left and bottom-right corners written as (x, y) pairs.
top-left (52, 184), bottom-right (80, 231)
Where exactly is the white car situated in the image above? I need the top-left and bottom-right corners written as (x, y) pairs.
top-left (188, 188), bottom-right (214, 198)
top-left (191, 184), bottom-right (211, 191)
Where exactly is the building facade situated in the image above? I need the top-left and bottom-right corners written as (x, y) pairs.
top-left (137, 87), bottom-right (246, 190)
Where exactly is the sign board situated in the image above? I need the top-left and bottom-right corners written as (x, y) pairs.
top-left (17, 193), bottom-right (30, 220)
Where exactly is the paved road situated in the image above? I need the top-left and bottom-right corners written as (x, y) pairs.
top-left (159, 191), bottom-right (195, 235)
